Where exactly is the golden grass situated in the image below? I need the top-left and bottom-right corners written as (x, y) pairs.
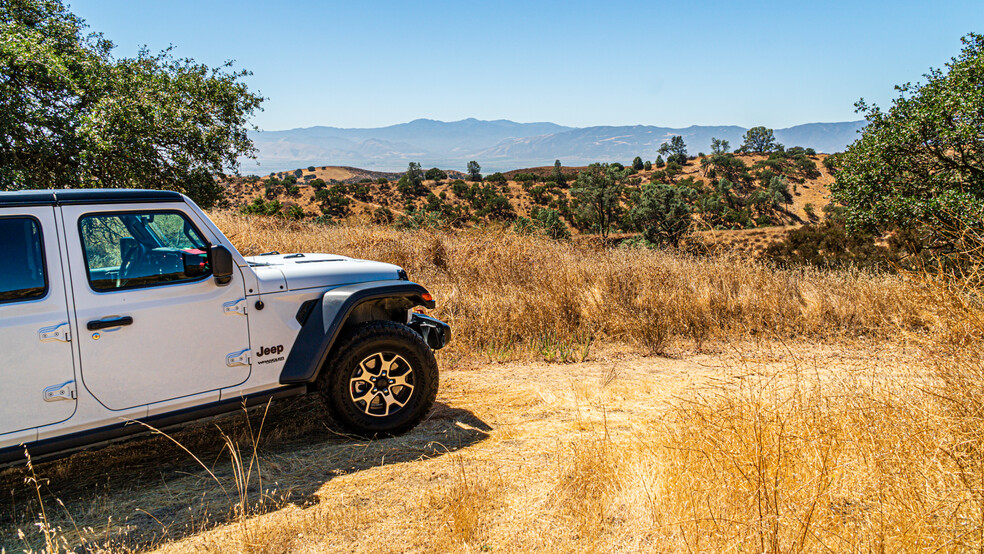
top-left (9, 216), bottom-right (984, 553)
top-left (213, 213), bottom-right (942, 358)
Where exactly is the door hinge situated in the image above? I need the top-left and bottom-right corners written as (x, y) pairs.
top-left (226, 349), bottom-right (251, 367)
top-left (43, 380), bottom-right (76, 402)
top-left (223, 298), bottom-right (248, 316)
top-left (39, 322), bottom-right (71, 343)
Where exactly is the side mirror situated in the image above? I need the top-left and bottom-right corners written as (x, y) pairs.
top-left (211, 245), bottom-right (234, 285)
top-left (182, 250), bottom-right (207, 277)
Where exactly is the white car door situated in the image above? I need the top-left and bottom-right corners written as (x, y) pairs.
top-left (0, 209), bottom-right (78, 435)
top-left (61, 203), bottom-right (251, 411)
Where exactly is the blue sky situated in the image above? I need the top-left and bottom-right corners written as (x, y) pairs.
top-left (69, 0), bottom-right (982, 131)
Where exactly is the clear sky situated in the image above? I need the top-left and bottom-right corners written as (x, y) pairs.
top-left (68, 0), bottom-right (983, 131)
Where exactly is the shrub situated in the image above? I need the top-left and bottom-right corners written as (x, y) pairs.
top-left (372, 206), bottom-right (394, 225)
top-left (486, 172), bottom-right (507, 184)
top-left (425, 167), bottom-right (448, 181)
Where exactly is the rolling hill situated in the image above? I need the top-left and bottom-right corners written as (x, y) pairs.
top-left (242, 118), bottom-right (865, 174)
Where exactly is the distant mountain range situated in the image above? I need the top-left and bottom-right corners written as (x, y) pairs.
top-left (241, 118), bottom-right (866, 174)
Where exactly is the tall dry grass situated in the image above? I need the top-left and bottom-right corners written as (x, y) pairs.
top-left (206, 215), bottom-right (984, 551)
top-left (213, 213), bottom-right (942, 357)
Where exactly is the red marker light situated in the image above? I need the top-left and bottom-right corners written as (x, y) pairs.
top-left (421, 292), bottom-right (433, 303)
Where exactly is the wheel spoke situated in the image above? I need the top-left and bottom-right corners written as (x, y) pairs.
top-left (381, 390), bottom-right (408, 415)
top-left (390, 372), bottom-right (412, 389)
top-left (350, 352), bottom-right (415, 418)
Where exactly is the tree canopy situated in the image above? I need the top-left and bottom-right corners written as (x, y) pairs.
top-left (629, 183), bottom-right (692, 247)
top-left (739, 127), bottom-right (781, 154)
top-left (831, 33), bottom-right (984, 235)
top-left (0, 0), bottom-right (263, 208)
top-left (658, 136), bottom-right (688, 165)
top-left (570, 163), bottom-right (625, 239)
top-left (467, 160), bottom-right (482, 182)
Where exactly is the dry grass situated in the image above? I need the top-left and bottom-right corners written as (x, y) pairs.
top-left (8, 217), bottom-right (984, 553)
top-left (214, 213), bottom-right (941, 358)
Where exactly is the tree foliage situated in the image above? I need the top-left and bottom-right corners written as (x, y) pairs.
top-left (570, 163), bottom-right (625, 239)
top-left (397, 162), bottom-right (426, 197)
top-left (424, 167), bottom-right (447, 181)
top-left (831, 33), bottom-right (984, 235)
top-left (658, 136), bottom-right (688, 165)
top-left (0, 0), bottom-right (263, 208)
top-left (739, 127), bottom-right (781, 154)
top-left (629, 183), bottom-right (692, 247)
top-left (467, 160), bottom-right (482, 182)
top-left (551, 159), bottom-right (567, 186)
top-left (710, 137), bottom-right (730, 154)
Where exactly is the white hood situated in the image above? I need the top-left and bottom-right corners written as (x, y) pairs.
top-left (244, 253), bottom-right (403, 292)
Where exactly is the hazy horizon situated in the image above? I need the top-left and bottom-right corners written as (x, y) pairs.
top-left (67, 1), bottom-right (983, 133)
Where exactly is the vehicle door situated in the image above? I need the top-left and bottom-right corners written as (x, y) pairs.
top-left (61, 204), bottom-right (251, 411)
top-left (0, 209), bottom-right (77, 435)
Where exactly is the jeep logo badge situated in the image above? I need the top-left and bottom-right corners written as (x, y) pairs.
top-left (255, 345), bottom-right (284, 357)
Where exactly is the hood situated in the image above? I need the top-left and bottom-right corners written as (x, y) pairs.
top-left (244, 252), bottom-right (404, 292)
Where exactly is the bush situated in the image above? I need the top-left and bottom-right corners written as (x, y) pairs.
top-left (372, 206), bottom-right (394, 225)
top-left (451, 180), bottom-right (469, 198)
top-left (514, 207), bottom-right (570, 240)
top-left (284, 205), bottom-right (304, 220)
top-left (425, 167), bottom-right (448, 181)
top-left (486, 172), bottom-right (507, 184)
top-left (307, 166), bottom-right (316, 172)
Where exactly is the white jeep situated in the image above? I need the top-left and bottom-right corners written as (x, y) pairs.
top-left (0, 189), bottom-right (449, 465)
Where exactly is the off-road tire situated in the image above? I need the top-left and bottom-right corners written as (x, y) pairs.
top-left (317, 320), bottom-right (439, 438)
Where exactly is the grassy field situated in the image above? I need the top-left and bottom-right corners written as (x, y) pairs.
top-left (3, 216), bottom-right (983, 552)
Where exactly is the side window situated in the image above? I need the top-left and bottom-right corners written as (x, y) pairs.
top-left (0, 217), bottom-right (47, 303)
top-left (79, 211), bottom-right (211, 291)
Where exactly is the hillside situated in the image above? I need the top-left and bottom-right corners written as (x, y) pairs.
top-left (243, 118), bottom-right (865, 173)
top-left (223, 151), bottom-right (834, 254)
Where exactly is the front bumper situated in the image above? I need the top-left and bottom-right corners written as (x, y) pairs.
top-left (409, 313), bottom-right (450, 350)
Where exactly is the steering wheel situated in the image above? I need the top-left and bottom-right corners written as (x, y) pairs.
top-left (118, 243), bottom-right (150, 287)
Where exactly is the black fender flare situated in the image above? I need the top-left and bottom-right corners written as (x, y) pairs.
top-left (279, 280), bottom-right (435, 385)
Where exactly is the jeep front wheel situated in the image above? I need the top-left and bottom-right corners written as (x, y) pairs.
top-left (318, 321), bottom-right (439, 437)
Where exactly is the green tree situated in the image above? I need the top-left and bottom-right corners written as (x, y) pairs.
top-left (629, 183), bottom-right (693, 247)
top-left (0, 0), bottom-right (263, 208)
top-left (467, 160), bottom-right (482, 182)
top-left (551, 159), bottom-right (567, 186)
top-left (424, 167), bottom-right (447, 181)
top-left (710, 137), bottom-right (731, 154)
top-left (632, 156), bottom-right (645, 171)
top-left (397, 162), bottom-right (425, 197)
top-left (316, 185), bottom-right (351, 217)
top-left (570, 163), bottom-right (625, 239)
top-left (831, 33), bottom-right (984, 235)
top-left (486, 172), bottom-right (507, 184)
top-left (740, 126), bottom-right (781, 153)
top-left (658, 136), bottom-right (688, 165)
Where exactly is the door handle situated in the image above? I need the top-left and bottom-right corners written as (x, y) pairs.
top-left (87, 316), bottom-right (134, 331)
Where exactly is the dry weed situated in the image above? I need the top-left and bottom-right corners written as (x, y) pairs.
top-left (212, 214), bottom-right (941, 358)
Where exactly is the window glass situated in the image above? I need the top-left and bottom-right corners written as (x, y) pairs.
top-left (0, 218), bottom-right (47, 303)
top-left (79, 212), bottom-right (211, 291)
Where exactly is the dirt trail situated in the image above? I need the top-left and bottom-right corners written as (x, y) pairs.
top-left (0, 340), bottom-right (924, 552)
